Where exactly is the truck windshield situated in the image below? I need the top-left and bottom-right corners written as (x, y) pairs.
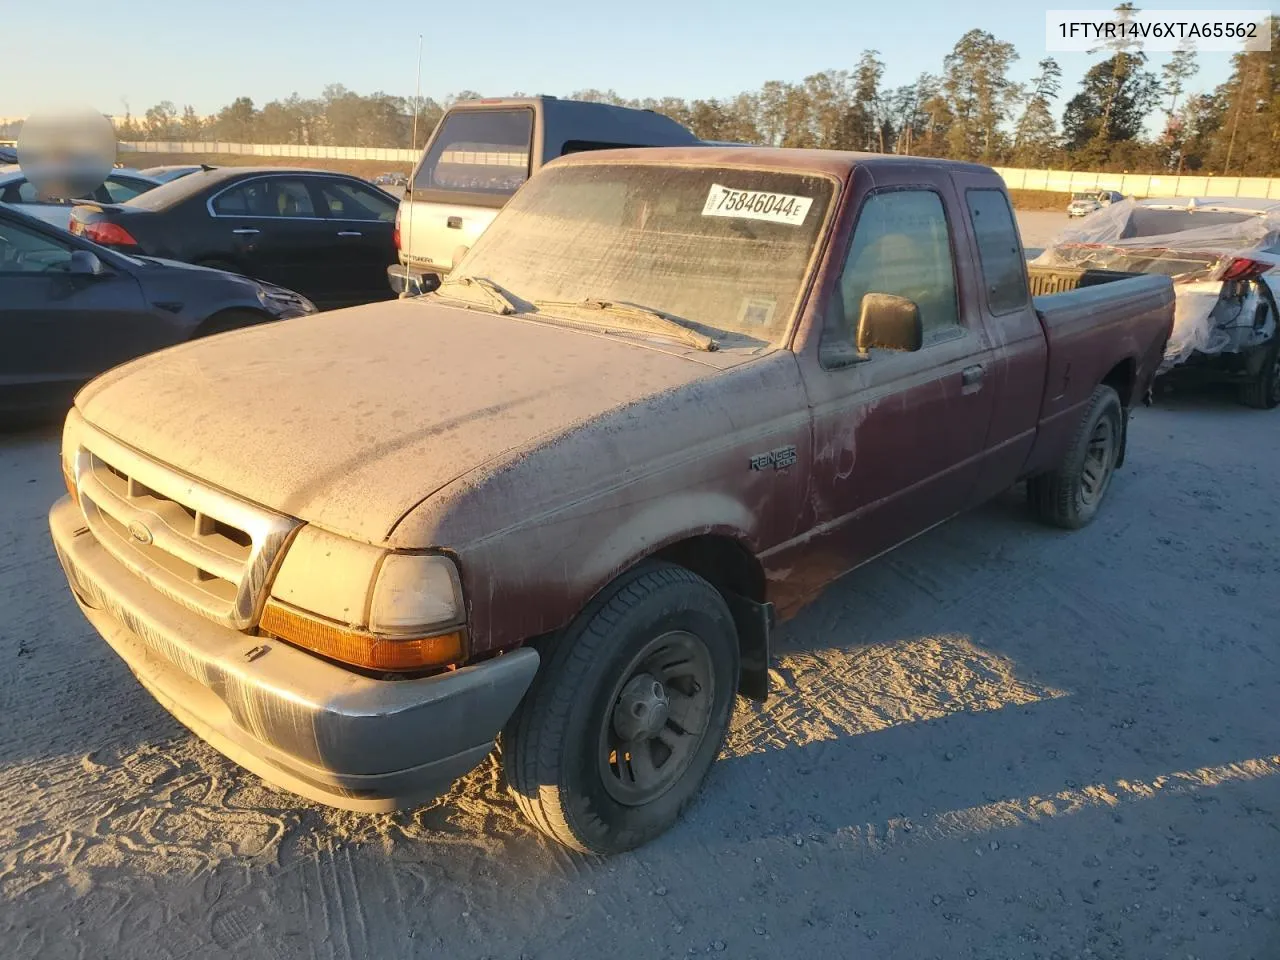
top-left (445, 162), bottom-right (836, 346)
top-left (412, 108), bottom-right (533, 198)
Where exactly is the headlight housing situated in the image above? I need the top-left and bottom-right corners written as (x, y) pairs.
top-left (255, 282), bottom-right (317, 317)
top-left (260, 547), bottom-right (468, 673)
top-left (60, 408), bottom-right (85, 506)
top-left (369, 554), bottom-right (463, 634)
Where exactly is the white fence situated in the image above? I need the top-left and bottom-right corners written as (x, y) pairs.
top-left (994, 167), bottom-right (1280, 201)
top-left (116, 142), bottom-right (1280, 200)
top-left (119, 141), bottom-right (419, 163)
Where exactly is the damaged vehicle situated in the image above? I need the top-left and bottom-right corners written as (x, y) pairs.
top-left (1033, 197), bottom-right (1280, 408)
top-left (50, 147), bottom-right (1173, 854)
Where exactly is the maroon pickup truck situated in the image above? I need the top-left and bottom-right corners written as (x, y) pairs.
top-left (49, 147), bottom-right (1174, 855)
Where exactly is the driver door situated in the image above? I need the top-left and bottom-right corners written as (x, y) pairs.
top-left (0, 219), bottom-right (154, 415)
top-left (796, 175), bottom-right (997, 572)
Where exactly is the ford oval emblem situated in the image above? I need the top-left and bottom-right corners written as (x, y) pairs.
top-left (127, 520), bottom-right (154, 545)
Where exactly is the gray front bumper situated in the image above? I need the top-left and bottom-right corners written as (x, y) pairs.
top-left (386, 263), bottom-right (441, 296)
top-left (49, 495), bottom-right (538, 812)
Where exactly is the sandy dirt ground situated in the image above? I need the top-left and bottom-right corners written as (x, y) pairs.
top-left (2, 211), bottom-right (1278, 959)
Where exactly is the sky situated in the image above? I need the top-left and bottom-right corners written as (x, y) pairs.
top-left (0, 0), bottom-right (1243, 124)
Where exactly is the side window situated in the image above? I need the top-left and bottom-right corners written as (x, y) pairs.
top-left (266, 179), bottom-right (316, 217)
top-left (212, 181), bottom-right (268, 216)
top-left (966, 188), bottom-right (1029, 315)
top-left (318, 180), bottom-right (397, 221)
top-left (825, 188), bottom-right (960, 357)
top-left (0, 220), bottom-right (74, 273)
top-left (212, 178), bottom-right (316, 217)
top-left (1, 180), bottom-right (41, 204)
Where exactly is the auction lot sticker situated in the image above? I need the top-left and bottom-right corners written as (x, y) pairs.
top-left (703, 184), bottom-right (813, 225)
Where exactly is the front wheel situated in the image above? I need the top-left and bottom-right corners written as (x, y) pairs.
top-left (503, 562), bottom-right (740, 854)
top-left (1028, 384), bottom-right (1124, 530)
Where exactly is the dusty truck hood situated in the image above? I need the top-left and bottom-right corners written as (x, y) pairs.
top-left (75, 300), bottom-right (727, 543)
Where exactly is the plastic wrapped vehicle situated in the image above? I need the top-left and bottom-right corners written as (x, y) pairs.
top-left (1032, 198), bottom-right (1280, 407)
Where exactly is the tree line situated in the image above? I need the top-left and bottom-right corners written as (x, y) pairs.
top-left (111, 6), bottom-right (1276, 177)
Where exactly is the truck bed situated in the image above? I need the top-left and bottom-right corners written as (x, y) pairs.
top-left (1026, 264), bottom-right (1143, 296)
top-left (1019, 269), bottom-right (1176, 477)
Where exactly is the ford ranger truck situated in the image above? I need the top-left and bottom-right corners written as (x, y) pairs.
top-left (51, 147), bottom-right (1175, 855)
top-left (388, 96), bottom-right (699, 296)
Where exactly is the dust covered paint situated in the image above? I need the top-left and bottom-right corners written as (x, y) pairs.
top-left (50, 146), bottom-right (1177, 827)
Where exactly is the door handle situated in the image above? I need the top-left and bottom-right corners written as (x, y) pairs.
top-left (961, 364), bottom-right (986, 387)
top-left (231, 227), bottom-right (259, 235)
top-left (447, 216), bottom-right (462, 229)
top-left (336, 230), bottom-right (363, 237)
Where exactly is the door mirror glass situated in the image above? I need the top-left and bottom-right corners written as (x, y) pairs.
top-left (69, 249), bottom-right (106, 276)
top-left (856, 293), bottom-right (923, 354)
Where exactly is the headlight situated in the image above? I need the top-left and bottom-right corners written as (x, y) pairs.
top-left (255, 283), bottom-right (317, 316)
top-left (369, 554), bottom-right (463, 634)
top-left (260, 548), bottom-right (467, 673)
top-left (60, 408), bottom-right (84, 506)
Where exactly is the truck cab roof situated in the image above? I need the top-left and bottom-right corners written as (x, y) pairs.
top-left (546, 144), bottom-right (1000, 181)
top-left (445, 96), bottom-right (700, 151)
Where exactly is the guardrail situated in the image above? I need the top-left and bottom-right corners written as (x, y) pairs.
top-left (114, 142), bottom-right (1280, 200)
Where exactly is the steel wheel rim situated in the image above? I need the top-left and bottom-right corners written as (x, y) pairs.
top-left (1079, 415), bottom-right (1116, 506)
top-left (597, 630), bottom-right (715, 807)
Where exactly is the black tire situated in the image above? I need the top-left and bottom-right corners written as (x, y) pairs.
top-left (1028, 384), bottom-right (1124, 530)
top-left (1238, 340), bottom-right (1280, 410)
top-left (195, 308), bottom-right (272, 339)
top-left (504, 562), bottom-right (740, 855)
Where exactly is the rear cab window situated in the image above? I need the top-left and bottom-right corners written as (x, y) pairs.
top-left (411, 108), bottom-right (533, 206)
top-left (965, 188), bottom-right (1029, 314)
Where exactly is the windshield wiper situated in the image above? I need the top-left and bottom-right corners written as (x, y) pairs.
top-left (433, 275), bottom-right (518, 315)
top-left (531, 298), bottom-right (718, 352)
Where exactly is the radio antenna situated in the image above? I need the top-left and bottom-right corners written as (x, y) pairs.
top-left (399, 33), bottom-right (424, 299)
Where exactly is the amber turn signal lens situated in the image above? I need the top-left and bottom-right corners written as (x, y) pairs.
top-left (259, 600), bottom-right (466, 672)
top-left (62, 457), bottom-right (79, 506)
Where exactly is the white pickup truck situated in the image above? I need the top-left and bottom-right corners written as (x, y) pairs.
top-left (388, 96), bottom-right (700, 295)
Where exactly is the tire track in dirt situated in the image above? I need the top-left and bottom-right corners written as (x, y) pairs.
top-left (3, 401), bottom-right (1280, 958)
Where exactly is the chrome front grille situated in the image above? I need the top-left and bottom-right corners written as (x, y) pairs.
top-left (73, 427), bottom-right (300, 630)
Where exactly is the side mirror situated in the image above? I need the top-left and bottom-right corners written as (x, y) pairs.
top-left (856, 293), bottom-right (923, 354)
top-left (68, 250), bottom-right (107, 277)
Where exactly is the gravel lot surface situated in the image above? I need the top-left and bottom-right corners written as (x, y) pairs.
top-left (2, 209), bottom-right (1277, 959)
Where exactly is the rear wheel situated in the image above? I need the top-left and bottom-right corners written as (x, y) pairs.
top-left (503, 562), bottom-right (739, 854)
top-left (1238, 340), bottom-right (1280, 410)
top-left (1028, 384), bottom-right (1123, 530)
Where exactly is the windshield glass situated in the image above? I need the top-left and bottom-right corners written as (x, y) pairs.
top-left (444, 162), bottom-right (836, 346)
top-left (412, 108), bottom-right (532, 198)
top-left (1125, 209), bottom-right (1254, 237)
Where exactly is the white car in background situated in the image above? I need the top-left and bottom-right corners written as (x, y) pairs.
top-left (1034, 197), bottom-right (1280, 408)
top-left (0, 166), bottom-right (160, 230)
top-left (1067, 190), bottom-right (1124, 218)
